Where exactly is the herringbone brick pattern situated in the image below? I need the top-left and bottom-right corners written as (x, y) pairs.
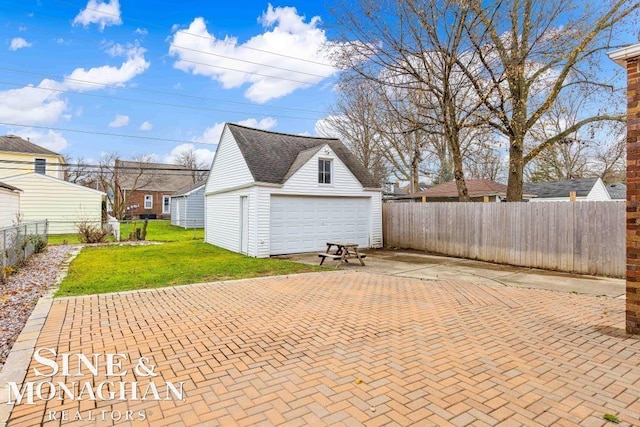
top-left (8, 272), bottom-right (640, 426)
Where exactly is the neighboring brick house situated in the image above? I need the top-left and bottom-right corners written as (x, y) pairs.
top-left (114, 160), bottom-right (201, 220)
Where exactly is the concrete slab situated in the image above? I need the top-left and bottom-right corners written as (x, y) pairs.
top-left (280, 249), bottom-right (625, 297)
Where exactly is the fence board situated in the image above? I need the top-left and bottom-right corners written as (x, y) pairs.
top-left (383, 201), bottom-right (625, 277)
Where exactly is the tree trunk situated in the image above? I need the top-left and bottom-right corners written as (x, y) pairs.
top-left (506, 137), bottom-right (525, 201)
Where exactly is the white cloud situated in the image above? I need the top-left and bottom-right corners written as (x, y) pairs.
top-left (108, 114), bottom-right (129, 127)
top-left (9, 37), bottom-right (32, 51)
top-left (192, 117), bottom-right (277, 145)
top-left (18, 26), bottom-right (27, 32)
top-left (0, 45), bottom-right (148, 128)
top-left (63, 46), bottom-right (150, 91)
top-left (0, 79), bottom-right (67, 125)
top-left (164, 143), bottom-right (216, 168)
top-left (73, 0), bottom-right (122, 31)
top-left (6, 129), bottom-right (68, 152)
top-left (168, 5), bottom-right (339, 103)
top-left (134, 27), bottom-right (148, 36)
top-left (139, 121), bottom-right (153, 131)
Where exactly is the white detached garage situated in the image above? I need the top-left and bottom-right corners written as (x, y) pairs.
top-left (205, 123), bottom-right (383, 257)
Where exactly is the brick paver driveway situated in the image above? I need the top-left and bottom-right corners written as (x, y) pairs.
top-left (8, 271), bottom-right (640, 426)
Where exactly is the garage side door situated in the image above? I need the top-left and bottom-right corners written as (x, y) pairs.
top-left (270, 196), bottom-right (370, 255)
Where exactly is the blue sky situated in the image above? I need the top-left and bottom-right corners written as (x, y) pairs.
top-left (0, 0), bottom-right (342, 165)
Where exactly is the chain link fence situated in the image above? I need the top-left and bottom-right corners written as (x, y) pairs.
top-left (0, 221), bottom-right (48, 282)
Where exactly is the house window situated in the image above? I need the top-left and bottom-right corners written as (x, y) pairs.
top-left (144, 195), bottom-right (153, 209)
top-left (34, 158), bottom-right (46, 174)
top-left (162, 195), bottom-right (171, 214)
top-left (318, 159), bottom-right (332, 184)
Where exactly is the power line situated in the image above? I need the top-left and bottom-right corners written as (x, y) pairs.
top-left (0, 67), bottom-right (325, 116)
top-left (0, 158), bottom-right (210, 172)
top-left (168, 44), bottom-right (334, 80)
top-left (0, 122), bottom-right (219, 145)
top-left (0, 80), bottom-right (317, 121)
top-left (49, 0), bottom-right (338, 68)
top-left (4, 1), bottom-right (338, 82)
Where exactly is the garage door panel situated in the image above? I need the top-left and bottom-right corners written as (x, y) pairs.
top-left (270, 196), bottom-right (370, 255)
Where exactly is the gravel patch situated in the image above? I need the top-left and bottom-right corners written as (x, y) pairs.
top-left (0, 244), bottom-right (77, 370)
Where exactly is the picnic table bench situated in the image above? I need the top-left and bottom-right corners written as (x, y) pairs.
top-left (318, 242), bottom-right (366, 268)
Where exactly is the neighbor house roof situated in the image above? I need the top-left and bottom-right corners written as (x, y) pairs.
top-left (173, 181), bottom-right (206, 197)
top-left (413, 179), bottom-right (508, 198)
top-left (0, 180), bottom-right (20, 192)
top-left (606, 182), bottom-right (626, 200)
top-left (0, 135), bottom-right (61, 156)
top-left (226, 123), bottom-right (381, 188)
top-left (115, 160), bottom-right (199, 192)
top-left (523, 178), bottom-right (599, 198)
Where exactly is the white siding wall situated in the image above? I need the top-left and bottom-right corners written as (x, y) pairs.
top-left (205, 127), bottom-right (254, 194)
top-left (0, 189), bottom-right (20, 228)
top-left (170, 196), bottom-right (185, 227)
top-left (184, 187), bottom-right (205, 228)
top-left (2, 174), bottom-right (104, 234)
top-left (587, 179), bottom-right (612, 201)
top-left (205, 187), bottom-right (256, 255)
top-left (280, 145), bottom-right (364, 195)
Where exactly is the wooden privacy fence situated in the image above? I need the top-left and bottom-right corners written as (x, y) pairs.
top-left (383, 201), bottom-right (625, 277)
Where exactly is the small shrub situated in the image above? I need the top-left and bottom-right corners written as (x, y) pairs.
top-left (77, 222), bottom-right (110, 244)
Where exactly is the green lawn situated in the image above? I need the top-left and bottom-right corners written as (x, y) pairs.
top-left (54, 221), bottom-right (322, 297)
top-left (48, 220), bottom-right (203, 245)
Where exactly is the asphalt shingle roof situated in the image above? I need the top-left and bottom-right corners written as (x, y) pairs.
top-left (523, 178), bottom-right (599, 198)
top-left (606, 182), bottom-right (626, 200)
top-left (0, 180), bottom-right (20, 192)
top-left (0, 135), bottom-right (60, 156)
top-left (413, 179), bottom-right (508, 198)
top-left (116, 160), bottom-right (199, 192)
top-left (227, 123), bottom-right (380, 188)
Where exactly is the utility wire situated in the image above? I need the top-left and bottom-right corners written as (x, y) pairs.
top-left (0, 80), bottom-right (317, 121)
top-left (0, 67), bottom-right (325, 115)
top-left (48, 0), bottom-right (338, 68)
top-left (0, 122), bottom-right (219, 145)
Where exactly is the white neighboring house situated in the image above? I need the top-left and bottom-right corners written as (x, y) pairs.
top-left (523, 178), bottom-right (611, 202)
top-left (171, 182), bottom-right (205, 229)
top-left (0, 181), bottom-right (21, 229)
top-left (205, 123), bottom-right (383, 257)
top-left (1, 173), bottom-right (106, 234)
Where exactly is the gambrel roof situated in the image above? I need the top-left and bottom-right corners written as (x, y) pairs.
top-left (227, 123), bottom-right (380, 188)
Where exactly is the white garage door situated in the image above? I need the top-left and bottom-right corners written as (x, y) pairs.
top-left (270, 196), bottom-right (370, 255)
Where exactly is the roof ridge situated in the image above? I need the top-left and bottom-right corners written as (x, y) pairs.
top-left (227, 123), bottom-right (339, 141)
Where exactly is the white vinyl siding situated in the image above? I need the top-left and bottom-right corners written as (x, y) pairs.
top-left (205, 187), bottom-right (256, 255)
top-left (1, 174), bottom-right (104, 234)
top-left (205, 127), bottom-right (254, 194)
top-left (586, 179), bottom-right (611, 201)
top-left (281, 145), bottom-right (365, 195)
top-left (0, 189), bottom-right (20, 229)
top-left (171, 186), bottom-right (205, 229)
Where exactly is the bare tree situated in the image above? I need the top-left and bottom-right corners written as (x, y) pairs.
top-left (96, 153), bottom-right (158, 220)
top-left (460, 0), bottom-right (638, 200)
top-left (318, 80), bottom-right (389, 185)
top-left (171, 148), bottom-right (208, 183)
top-left (331, 0), bottom-right (493, 200)
top-left (62, 155), bottom-right (95, 185)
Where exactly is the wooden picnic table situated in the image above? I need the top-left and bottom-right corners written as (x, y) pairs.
top-left (318, 241), bottom-right (366, 268)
